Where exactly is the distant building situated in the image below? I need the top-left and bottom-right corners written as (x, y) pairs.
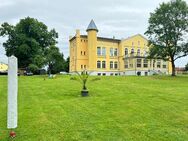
top-left (175, 67), bottom-right (186, 74)
top-left (0, 62), bottom-right (8, 72)
top-left (69, 20), bottom-right (172, 76)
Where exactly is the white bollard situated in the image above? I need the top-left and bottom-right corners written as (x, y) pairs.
top-left (7, 56), bottom-right (18, 129)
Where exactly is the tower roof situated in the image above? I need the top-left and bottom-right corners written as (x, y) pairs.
top-left (86, 19), bottom-right (98, 32)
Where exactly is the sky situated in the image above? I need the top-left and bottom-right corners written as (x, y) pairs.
top-left (0, 0), bottom-right (188, 67)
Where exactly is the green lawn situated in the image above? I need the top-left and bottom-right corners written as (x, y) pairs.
top-left (0, 75), bottom-right (188, 141)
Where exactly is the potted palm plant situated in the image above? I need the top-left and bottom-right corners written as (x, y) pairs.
top-left (70, 70), bottom-right (100, 97)
top-left (78, 70), bottom-right (89, 96)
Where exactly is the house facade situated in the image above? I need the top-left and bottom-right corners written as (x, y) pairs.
top-left (0, 62), bottom-right (8, 72)
top-left (69, 20), bottom-right (172, 76)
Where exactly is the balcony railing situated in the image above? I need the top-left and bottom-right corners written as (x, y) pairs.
top-left (123, 53), bottom-right (147, 59)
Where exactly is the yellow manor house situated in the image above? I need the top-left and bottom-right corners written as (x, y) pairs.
top-left (69, 20), bottom-right (172, 76)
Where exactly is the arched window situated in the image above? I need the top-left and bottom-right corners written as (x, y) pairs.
top-left (97, 61), bottom-right (101, 68)
top-left (137, 49), bottom-right (140, 56)
top-left (114, 61), bottom-right (118, 69)
top-left (110, 61), bottom-right (113, 69)
top-left (131, 48), bottom-right (134, 55)
top-left (125, 48), bottom-right (128, 56)
top-left (102, 61), bottom-right (106, 68)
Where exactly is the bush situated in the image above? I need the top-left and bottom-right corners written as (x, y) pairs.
top-left (28, 64), bottom-right (39, 73)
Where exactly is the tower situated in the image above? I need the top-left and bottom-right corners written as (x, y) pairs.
top-left (86, 19), bottom-right (98, 71)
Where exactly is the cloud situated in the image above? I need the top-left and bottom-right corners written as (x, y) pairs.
top-left (0, 0), bottom-right (188, 66)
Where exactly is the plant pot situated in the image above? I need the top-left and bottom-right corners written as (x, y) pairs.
top-left (81, 90), bottom-right (89, 97)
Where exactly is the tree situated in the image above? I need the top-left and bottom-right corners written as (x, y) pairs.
top-left (28, 64), bottom-right (39, 73)
top-left (185, 63), bottom-right (188, 71)
top-left (45, 45), bottom-right (65, 74)
top-left (64, 56), bottom-right (70, 72)
top-left (145, 0), bottom-right (188, 76)
top-left (0, 17), bottom-right (58, 68)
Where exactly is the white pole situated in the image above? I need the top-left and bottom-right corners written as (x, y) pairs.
top-left (7, 56), bottom-right (18, 129)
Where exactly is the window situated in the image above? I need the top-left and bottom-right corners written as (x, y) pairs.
top-left (81, 65), bottom-right (83, 69)
top-left (110, 48), bottom-right (118, 57)
top-left (114, 61), bottom-right (118, 69)
top-left (102, 47), bottom-right (106, 56)
top-left (84, 51), bottom-right (85, 55)
top-left (102, 73), bottom-right (106, 76)
top-left (110, 48), bottom-right (113, 56)
top-left (110, 73), bottom-right (113, 76)
top-left (138, 41), bottom-right (140, 46)
top-left (98, 73), bottom-right (101, 76)
top-left (129, 63), bottom-right (133, 68)
top-left (163, 61), bottom-right (167, 68)
top-left (97, 61), bottom-right (101, 68)
top-left (114, 48), bottom-right (118, 56)
top-left (81, 51), bottom-right (82, 55)
top-left (102, 61), bottom-right (106, 68)
top-left (97, 47), bottom-right (101, 56)
top-left (131, 48), bottom-right (134, 55)
top-left (132, 42), bottom-right (134, 46)
top-left (143, 59), bottom-right (148, 68)
top-left (163, 65), bottom-right (167, 68)
top-left (137, 59), bottom-right (142, 68)
top-left (84, 65), bottom-right (86, 69)
top-left (137, 49), bottom-right (140, 56)
top-left (125, 59), bottom-right (129, 68)
top-left (110, 61), bottom-right (113, 69)
top-left (157, 60), bottom-right (161, 68)
top-left (97, 47), bottom-right (106, 56)
top-left (125, 48), bottom-right (128, 56)
top-left (153, 61), bottom-right (155, 68)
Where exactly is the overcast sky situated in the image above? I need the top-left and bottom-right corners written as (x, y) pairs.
top-left (0, 0), bottom-right (188, 67)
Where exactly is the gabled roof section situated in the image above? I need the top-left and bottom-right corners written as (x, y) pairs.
top-left (86, 19), bottom-right (98, 32)
top-left (122, 34), bottom-right (148, 42)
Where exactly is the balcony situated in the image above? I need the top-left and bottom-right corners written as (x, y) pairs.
top-left (123, 53), bottom-right (147, 60)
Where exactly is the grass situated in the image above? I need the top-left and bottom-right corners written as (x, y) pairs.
top-left (0, 75), bottom-right (188, 141)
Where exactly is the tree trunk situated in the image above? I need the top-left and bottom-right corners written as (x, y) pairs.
top-left (171, 60), bottom-right (176, 76)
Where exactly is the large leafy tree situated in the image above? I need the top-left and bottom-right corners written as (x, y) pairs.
top-left (145, 0), bottom-right (188, 76)
top-left (0, 17), bottom-right (58, 68)
top-left (45, 45), bottom-right (65, 74)
top-left (64, 56), bottom-right (70, 72)
top-left (185, 63), bottom-right (188, 71)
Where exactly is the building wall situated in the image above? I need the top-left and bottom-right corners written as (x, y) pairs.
top-left (88, 30), bottom-right (97, 71)
top-left (120, 34), bottom-right (148, 72)
top-left (0, 63), bottom-right (8, 72)
top-left (69, 31), bottom-right (172, 76)
top-left (96, 40), bottom-right (119, 72)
